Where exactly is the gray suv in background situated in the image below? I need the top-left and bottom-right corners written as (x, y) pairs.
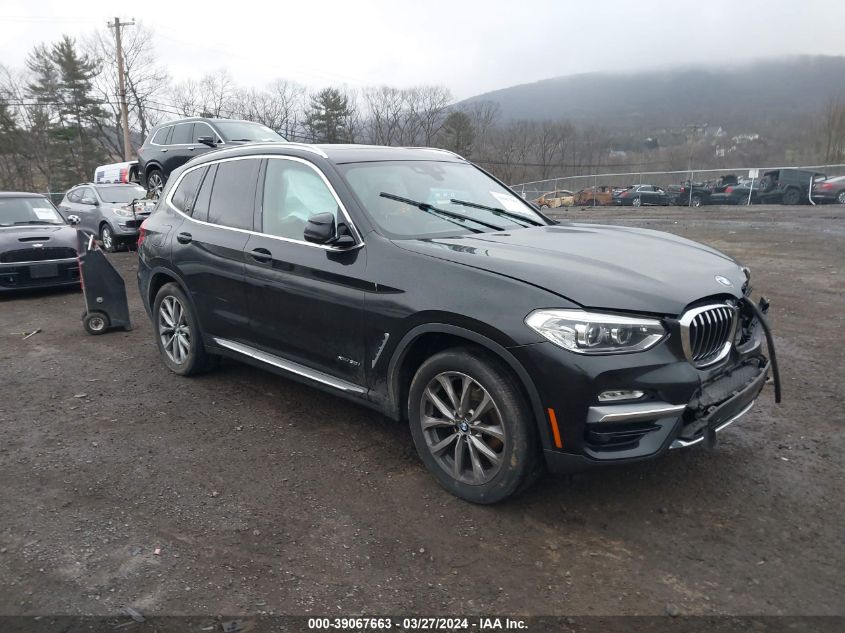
top-left (58, 183), bottom-right (151, 251)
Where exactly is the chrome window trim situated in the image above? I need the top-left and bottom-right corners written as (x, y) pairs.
top-left (165, 154), bottom-right (364, 251)
top-left (212, 337), bottom-right (365, 394)
top-left (150, 122), bottom-right (227, 147)
top-left (679, 303), bottom-right (738, 368)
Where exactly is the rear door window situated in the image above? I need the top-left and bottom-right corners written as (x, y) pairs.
top-left (151, 127), bottom-right (170, 145)
top-left (191, 164), bottom-right (216, 223)
top-left (170, 123), bottom-right (193, 145)
top-left (170, 167), bottom-right (206, 215)
top-left (207, 159), bottom-right (260, 230)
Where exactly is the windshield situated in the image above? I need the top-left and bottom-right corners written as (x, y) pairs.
top-left (96, 185), bottom-right (147, 203)
top-left (0, 197), bottom-right (64, 226)
top-left (214, 121), bottom-right (285, 142)
top-left (338, 160), bottom-right (546, 239)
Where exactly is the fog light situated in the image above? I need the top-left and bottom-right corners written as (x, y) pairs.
top-left (598, 389), bottom-right (645, 402)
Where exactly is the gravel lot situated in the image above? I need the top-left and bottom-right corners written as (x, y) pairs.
top-left (0, 204), bottom-right (843, 618)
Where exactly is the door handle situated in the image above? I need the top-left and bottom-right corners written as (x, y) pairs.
top-left (160, 148), bottom-right (168, 153)
top-left (250, 247), bottom-right (272, 263)
top-left (188, 146), bottom-right (195, 151)
top-left (176, 232), bottom-right (192, 244)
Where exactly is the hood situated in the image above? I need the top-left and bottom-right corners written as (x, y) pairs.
top-left (394, 223), bottom-right (746, 315)
top-left (0, 224), bottom-right (78, 248)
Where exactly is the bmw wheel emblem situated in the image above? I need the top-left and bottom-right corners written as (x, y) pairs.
top-left (715, 275), bottom-right (733, 287)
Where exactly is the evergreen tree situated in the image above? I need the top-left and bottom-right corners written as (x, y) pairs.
top-left (439, 111), bottom-right (475, 157)
top-left (26, 35), bottom-right (106, 188)
top-left (305, 88), bottom-right (354, 143)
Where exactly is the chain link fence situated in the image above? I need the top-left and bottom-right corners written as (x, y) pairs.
top-left (509, 163), bottom-right (845, 205)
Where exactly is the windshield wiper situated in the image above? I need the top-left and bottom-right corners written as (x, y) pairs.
top-left (379, 192), bottom-right (504, 232)
top-left (449, 198), bottom-right (544, 227)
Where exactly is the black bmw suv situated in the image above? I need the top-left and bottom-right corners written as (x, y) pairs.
top-left (137, 143), bottom-right (779, 504)
top-left (137, 117), bottom-right (286, 194)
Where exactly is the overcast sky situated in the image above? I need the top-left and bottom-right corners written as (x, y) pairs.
top-left (1, 0), bottom-right (843, 100)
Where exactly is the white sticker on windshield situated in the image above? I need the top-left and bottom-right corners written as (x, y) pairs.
top-left (490, 191), bottom-right (527, 213)
top-left (33, 207), bottom-right (56, 220)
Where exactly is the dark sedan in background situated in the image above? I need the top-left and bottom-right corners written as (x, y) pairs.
top-left (709, 179), bottom-right (760, 205)
top-left (0, 192), bottom-right (79, 292)
top-left (614, 184), bottom-right (670, 206)
top-left (812, 175), bottom-right (845, 204)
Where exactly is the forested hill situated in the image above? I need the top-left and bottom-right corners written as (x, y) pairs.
top-left (460, 56), bottom-right (845, 130)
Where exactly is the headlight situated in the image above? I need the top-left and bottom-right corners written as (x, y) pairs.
top-left (113, 205), bottom-right (134, 217)
top-left (525, 309), bottom-right (667, 354)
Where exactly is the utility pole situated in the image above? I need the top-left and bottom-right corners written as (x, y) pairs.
top-left (109, 17), bottom-right (135, 162)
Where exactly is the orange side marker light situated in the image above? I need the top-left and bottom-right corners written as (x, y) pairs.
top-left (547, 408), bottom-right (563, 449)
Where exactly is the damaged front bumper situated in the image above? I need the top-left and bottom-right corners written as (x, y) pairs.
top-left (530, 296), bottom-right (780, 474)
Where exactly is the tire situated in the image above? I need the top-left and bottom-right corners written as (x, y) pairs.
top-left (691, 195), bottom-right (702, 207)
top-left (83, 311), bottom-right (109, 335)
top-left (782, 188), bottom-right (801, 205)
top-left (632, 196), bottom-right (641, 207)
top-left (838, 190), bottom-right (845, 205)
top-left (540, 203), bottom-right (550, 209)
top-left (146, 168), bottom-right (165, 195)
top-left (407, 347), bottom-right (541, 504)
top-left (100, 224), bottom-right (117, 253)
top-left (152, 282), bottom-right (217, 376)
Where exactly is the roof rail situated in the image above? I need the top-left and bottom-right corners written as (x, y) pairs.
top-left (284, 143), bottom-right (329, 158)
top-left (403, 147), bottom-right (466, 161)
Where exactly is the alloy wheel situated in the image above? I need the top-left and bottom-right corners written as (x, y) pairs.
top-left (158, 295), bottom-right (191, 365)
top-left (419, 371), bottom-right (506, 485)
top-left (101, 226), bottom-right (113, 250)
top-left (148, 171), bottom-right (164, 195)
top-left (838, 191), bottom-right (845, 205)
top-left (633, 196), bottom-right (641, 207)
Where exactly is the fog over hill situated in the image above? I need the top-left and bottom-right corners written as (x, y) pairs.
top-left (460, 56), bottom-right (845, 132)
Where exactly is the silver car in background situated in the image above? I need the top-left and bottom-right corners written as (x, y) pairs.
top-left (58, 183), bottom-right (152, 252)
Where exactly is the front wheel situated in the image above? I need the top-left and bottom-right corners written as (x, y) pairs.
top-left (632, 196), bottom-right (642, 207)
top-left (837, 190), bottom-right (845, 205)
top-left (408, 347), bottom-right (540, 504)
top-left (691, 195), bottom-right (702, 207)
top-left (152, 283), bottom-right (217, 376)
top-left (100, 224), bottom-right (117, 253)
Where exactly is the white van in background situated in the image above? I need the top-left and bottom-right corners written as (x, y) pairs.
top-left (94, 160), bottom-right (139, 185)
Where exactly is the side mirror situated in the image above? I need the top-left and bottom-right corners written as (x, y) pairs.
top-left (67, 214), bottom-right (81, 226)
top-left (82, 197), bottom-right (98, 206)
top-left (197, 136), bottom-right (217, 148)
top-left (303, 213), bottom-right (356, 248)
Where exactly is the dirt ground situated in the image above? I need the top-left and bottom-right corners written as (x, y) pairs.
top-left (0, 204), bottom-right (843, 618)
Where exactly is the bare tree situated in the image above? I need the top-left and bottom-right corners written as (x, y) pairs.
top-left (819, 96), bottom-right (845, 163)
top-left (86, 22), bottom-right (169, 155)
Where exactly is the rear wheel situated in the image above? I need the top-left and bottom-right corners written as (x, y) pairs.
top-left (782, 188), bottom-right (801, 205)
top-left (837, 190), bottom-right (845, 205)
top-left (152, 283), bottom-right (217, 376)
top-left (632, 196), bottom-right (642, 207)
top-left (408, 347), bottom-right (540, 504)
top-left (691, 195), bottom-right (702, 207)
top-left (147, 168), bottom-right (165, 196)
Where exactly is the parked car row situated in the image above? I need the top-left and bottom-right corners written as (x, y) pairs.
top-left (531, 168), bottom-right (844, 210)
